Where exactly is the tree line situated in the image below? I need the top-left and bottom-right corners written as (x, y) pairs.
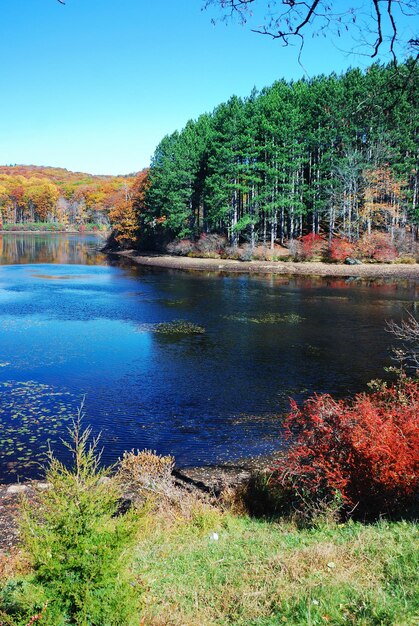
top-left (0, 165), bottom-right (137, 229)
top-left (126, 60), bottom-right (418, 253)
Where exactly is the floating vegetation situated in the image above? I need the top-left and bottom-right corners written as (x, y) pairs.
top-left (305, 344), bottom-right (323, 356)
top-left (224, 313), bottom-right (304, 324)
top-left (0, 381), bottom-right (77, 475)
top-left (154, 320), bottom-right (205, 335)
top-left (160, 298), bottom-right (188, 308)
top-left (134, 319), bottom-right (206, 335)
top-left (31, 273), bottom-right (90, 281)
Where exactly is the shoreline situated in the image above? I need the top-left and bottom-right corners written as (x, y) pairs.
top-left (0, 453), bottom-right (276, 551)
top-left (111, 250), bottom-right (419, 279)
top-left (0, 230), bottom-right (109, 235)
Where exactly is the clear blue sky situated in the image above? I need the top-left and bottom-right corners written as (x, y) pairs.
top-left (0, 0), bottom-right (415, 175)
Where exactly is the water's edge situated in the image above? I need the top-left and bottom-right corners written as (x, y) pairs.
top-left (110, 250), bottom-right (419, 279)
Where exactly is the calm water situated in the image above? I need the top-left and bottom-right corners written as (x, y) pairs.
top-left (0, 233), bottom-right (417, 482)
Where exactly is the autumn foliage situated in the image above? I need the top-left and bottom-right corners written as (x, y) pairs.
top-left (0, 165), bottom-right (138, 229)
top-left (328, 237), bottom-right (356, 262)
top-left (355, 231), bottom-right (398, 262)
top-left (299, 233), bottom-right (327, 260)
top-left (108, 169), bottom-right (149, 246)
top-left (274, 378), bottom-right (419, 518)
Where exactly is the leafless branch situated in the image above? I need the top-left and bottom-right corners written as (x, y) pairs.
top-left (386, 312), bottom-right (419, 373)
top-left (387, 0), bottom-right (398, 62)
top-left (206, 1), bottom-right (419, 60)
top-left (371, 0), bottom-right (383, 57)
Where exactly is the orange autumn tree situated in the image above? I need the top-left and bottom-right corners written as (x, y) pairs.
top-left (362, 165), bottom-right (406, 235)
top-left (108, 169), bottom-right (149, 246)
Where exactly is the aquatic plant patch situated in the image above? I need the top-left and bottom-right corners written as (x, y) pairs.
top-left (154, 320), bottom-right (205, 334)
top-left (224, 313), bottom-right (304, 324)
top-left (0, 381), bottom-right (77, 476)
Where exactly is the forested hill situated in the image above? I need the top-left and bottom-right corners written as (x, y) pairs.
top-left (0, 165), bottom-right (144, 230)
top-left (120, 60), bottom-right (418, 259)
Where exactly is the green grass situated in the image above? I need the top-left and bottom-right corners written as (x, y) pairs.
top-left (134, 508), bottom-right (418, 626)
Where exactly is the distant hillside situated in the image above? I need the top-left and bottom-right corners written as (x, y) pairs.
top-left (0, 165), bottom-right (140, 229)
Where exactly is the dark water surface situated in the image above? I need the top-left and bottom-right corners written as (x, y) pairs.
top-left (0, 233), bottom-right (417, 482)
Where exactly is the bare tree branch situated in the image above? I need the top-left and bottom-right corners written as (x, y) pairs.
top-left (387, 0), bottom-right (398, 62)
top-left (206, 1), bottom-right (419, 61)
top-left (386, 312), bottom-right (419, 374)
top-left (371, 0), bottom-right (383, 57)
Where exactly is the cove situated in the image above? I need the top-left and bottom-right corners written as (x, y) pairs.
top-left (0, 232), bottom-right (417, 482)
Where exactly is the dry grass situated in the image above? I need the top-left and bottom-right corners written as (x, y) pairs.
top-left (0, 550), bottom-right (30, 585)
top-left (115, 449), bottom-right (212, 520)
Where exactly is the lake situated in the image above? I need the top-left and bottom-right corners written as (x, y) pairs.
top-left (0, 232), bottom-right (417, 482)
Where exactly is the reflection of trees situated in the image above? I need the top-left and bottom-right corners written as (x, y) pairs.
top-left (0, 234), bottom-right (105, 265)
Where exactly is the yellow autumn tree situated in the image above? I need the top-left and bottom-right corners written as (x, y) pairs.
top-left (108, 170), bottom-right (149, 246)
top-left (362, 165), bottom-right (406, 235)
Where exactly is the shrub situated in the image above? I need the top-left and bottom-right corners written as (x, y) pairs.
top-left (298, 234), bottom-right (327, 261)
top-left (355, 232), bottom-right (398, 262)
top-left (273, 377), bottom-right (419, 519)
top-left (222, 245), bottom-right (240, 260)
top-left (166, 238), bottom-right (195, 256)
top-left (82, 222), bottom-right (101, 232)
top-left (2, 222), bottom-right (65, 232)
top-left (395, 256), bottom-right (417, 264)
top-left (328, 238), bottom-right (356, 262)
top-left (238, 244), bottom-right (253, 261)
top-left (116, 449), bottom-right (175, 505)
top-left (195, 233), bottom-right (226, 255)
top-left (0, 416), bottom-right (141, 625)
top-left (392, 227), bottom-right (419, 258)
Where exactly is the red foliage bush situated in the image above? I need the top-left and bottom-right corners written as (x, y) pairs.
top-left (299, 234), bottom-right (327, 261)
top-left (274, 378), bottom-right (419, 518)
top-left (355, 232), bottom-right (398, 262)
top-left (328, 238), bottom-right (356, 262)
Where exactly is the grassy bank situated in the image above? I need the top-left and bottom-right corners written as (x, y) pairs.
top-left (134, 507), bottom-right (418, 626)
top-left (2, 484), bottom-right (418, 626)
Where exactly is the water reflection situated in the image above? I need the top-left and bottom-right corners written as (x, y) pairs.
top-left (0, 233), bottom-right (107, 265)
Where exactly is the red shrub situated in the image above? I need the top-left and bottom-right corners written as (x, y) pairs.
top-left (299, 234), bottom-right (327, 261)
top-left (329, 238), bottom-right (356, 262)
top-left (274, 378), bottom-right (419, 517)
top-left (355, 232), bottom-right (398, 262)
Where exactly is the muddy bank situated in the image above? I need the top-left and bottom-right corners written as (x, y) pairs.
top-left (110, 250), bottom-right (419, 279)
top-left (0, 483), bottom-right (48, 555)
